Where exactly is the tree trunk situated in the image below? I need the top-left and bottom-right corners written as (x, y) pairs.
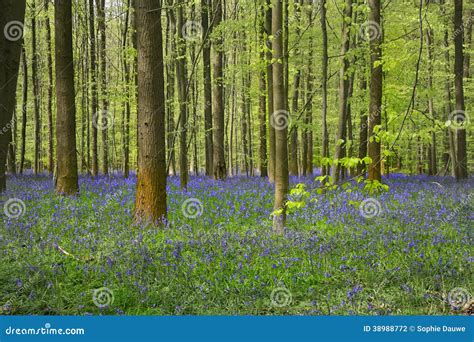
top-left (31, 0), bottom-right (41, 174)
top-left (259, 4), bottom-right (268, 177)
top-left (320, 0), bottom-right (329, 177)
top-left (332, 0), bottom-right (352, 183)
top-left (367, 0), bottom-right (383, 182)
top-left (97, 0), bottom-right (109, 175)
top-left (453, 0), bottom-right (468, 180)
top-left (122, 0), bottom-right (131, 178)
top-left (134, 0), bottom-right (167, 223)
top-left (266, 0), bottom-right (275, 183)
top-left (426, 28), bottom-right (437, 176)
top-left (212, 0), bottom-right (226, 179)
top-left (176, 0), bottom-right (188, 189)
top-left (357, 77), bottom-right (368, 175)
top-left (202, 0), bottom-right (213, 176)
top-left (45, 0), bottom-right (54, 174)
top-left (19, 44), bottom-right (27, 175)
top-left (272, 0), bottom-right (289, 235)
top-left (89, 0), bottom-right (99, 177)
top-left (55, 0), bottom-right (79, 195)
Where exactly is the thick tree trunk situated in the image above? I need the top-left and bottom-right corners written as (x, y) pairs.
top-left (0, 0), bottom-right (26, 191)
top-left (202, 0), bottom-right (213, 176)
top-left (212, 0), bottom-right (226, 179)
top-left (272, 0), bottom-right (289, 235)
top-left (332, 0), bottom-right (352, 183)
top-left (55, 0), bottom-right (79, 195)
top-left (367, 0), bottom-right (383, 182)
top-left (134, 0), bottom-right (167, 223)
top-left (453, 0), bottom-right (468, 180)
top-left (320, 0), bottom-right (329, 177)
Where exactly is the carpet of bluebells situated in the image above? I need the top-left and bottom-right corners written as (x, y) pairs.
top-left (0, 172), bottom-right (472, 315)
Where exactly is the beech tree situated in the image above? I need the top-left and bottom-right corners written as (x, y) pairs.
top-left (134, 0), bottom-right (167, 222)
top-left (55, 0), bottom-right (79, 195)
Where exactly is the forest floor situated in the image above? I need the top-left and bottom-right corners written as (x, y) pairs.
top-left (0, 173), bottom-right (472, 315)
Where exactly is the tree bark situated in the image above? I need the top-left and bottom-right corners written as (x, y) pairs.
top-left (212, 0), bottom-right (226, 179)
top-left (55, 0), bottom-right (79, 195)
top-left (426, 28), bottom-right (437, 176)
top-left (272, 0), bottom-right (289, 235)
top-left (45, 0), bottom-right (54, 174)
top-left (31, 0), bottom-right (41, 174)
top-left (89, 0), bottom-right (99, 176)
top-left (320, 0), bottom-right (329, 177)
top-left (202, 0), bottom-right (213, 176)
top-left (332, 0), bottom-right (352, 183)
top-left (176, 0), bottom-right (188, 188)
top-left (453, 0), bottom-right (468, 180)
top-left (259, 4), bottom-right (268, 177)
top-left (0, 0), bottom-right (26, 191)
top-left (266, 0), bottom-right (275, 183)
top-left (367, 0), bottom-right (383, 182)
top-left (19, 44), bottom-right (27, 175)
top-left (134, 0), bottom-right (167, 223)
top-left (97, 0), bottom-right (109, 175)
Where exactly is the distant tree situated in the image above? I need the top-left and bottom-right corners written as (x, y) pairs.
top-left (134, 0), bottom-right (167, 223)
top-left (31, 0), bottom-right (41, 174)
top-left (89, 0), bottom-right (99, 177)
top-left (0, 0), bottom-right (26, 192)
top-left (320, 0), bottom-right (329, 177)
top-left (55, 0), bottom-right (79, 195)
top-left (202, 0), bottom-right (213, 176)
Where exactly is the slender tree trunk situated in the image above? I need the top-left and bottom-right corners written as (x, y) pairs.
top-left (122, 0), bottom-right (131, 178)
top-left (426, 28), bottom-right (437, 176)
top-left (89, 0), bottom-right (99, 176)
top-left (266, 1), bottom-right (275, 182)
top-left (212, 0), bottom-right (226, 179)
top-left (272, 0), bottom-right (289, 235)
top-left (453, 0), bottom-right (468, 180)
top-left (19, 44), bottom-right (28, 175)
top-left (357, 76), bottom-right (368, 175)
top-left (332, 0), bottom-right (352, 183)
top-left (134, 0), bottom-right (167, 223)
top-left (176, 0), bottom-right (188, 189)
top-left (259, 4), bottom-right (268, 177)
top-left (6, 107), bottom-right (16, 174)
top-left (55, 0), bottom-right (79, 195)
top-left (367, 0), bottom-right (383, 182)
top-left (97, 0), bottom-right (109, 175)
top-left (45, 0), bottom-right (54, 174)
top-left (31, 0), bottom-right (41, 174)
top-left (202, 0), bottom-right (213, 176)
top-left (320, 0), bottom-right (329, 177)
